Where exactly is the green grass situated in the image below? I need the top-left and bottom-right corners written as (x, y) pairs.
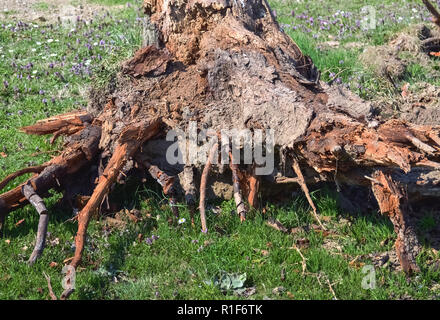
top-left (31, 2), bottom-right (50, 11)
top-left (1, 0), bottom-right (440, 300)
top-left (87, 0), bottom-right (131, 5)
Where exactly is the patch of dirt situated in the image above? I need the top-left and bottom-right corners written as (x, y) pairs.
top-left (368, 250), bottom-right (402, 272)
top-left (360, 24), bottom-right (440, 125)
top-left (0, 0), bottom-right (123, 23)
top-left (381, 82), bottom-right (440, 125)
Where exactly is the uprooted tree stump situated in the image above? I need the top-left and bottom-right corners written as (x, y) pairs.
top-left (1, 0), bottom-right (440, 297)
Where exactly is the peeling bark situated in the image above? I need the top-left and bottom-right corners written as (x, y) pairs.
top-left (371, 171), bottom-right (420, 274)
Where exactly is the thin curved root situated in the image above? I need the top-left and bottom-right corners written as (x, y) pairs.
top-left (0, 165), bottom-right (47, 192)
top-left (292, 157), bottom-right (326, 230)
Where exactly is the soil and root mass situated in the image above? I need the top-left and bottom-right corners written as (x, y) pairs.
top-left (2, 0), bottom-right (440, 297)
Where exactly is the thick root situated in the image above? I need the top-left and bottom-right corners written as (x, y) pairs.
top-left (71, 118), bottom-right (161, 268)
top-left (371, 171), bottom-right (421, 274)
top-left (22, 183), bottom-right (49, 264)
top-left (199, 142), bottom-right (218, 233)
top-left (0, 124), bottom-right (101, 216)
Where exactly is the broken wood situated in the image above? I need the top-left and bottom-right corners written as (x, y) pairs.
top-left (266, 218), bottom-right (289, 234)
top-left (0, 165), bottom-right (47, 192)
top-left (3, 0), bottom-right (440, 292)
top-left (43, 272), bottom-right (58, 300)
top-left (292, 158), bottom-right (326, 230)
top-left (370, 171), bottom-right (420, 274)
top-left (22, 184), bottom-right (48, 215)
top-left (71, 119), bottom-right (161, 268)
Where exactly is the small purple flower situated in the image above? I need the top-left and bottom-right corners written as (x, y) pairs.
top-left (3, 81), bottom-right (9, 88)
top-left (339, 60), bottom-right (344, 65)
top-left (291, 10), bottom-right (295, 17)
top-left (151, 235), bottom-right (159, 241)
top-left (145, 237), bottom-right (153, 245)
top-left (42, 98), bottom-right (48, 104)
top-left (39, 89), bottom-right (45, 95)
top-left (191, 239), bottom-right (199, 244)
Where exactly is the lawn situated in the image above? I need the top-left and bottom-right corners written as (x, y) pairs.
top-left (0, 0), bottom-right (440, 300)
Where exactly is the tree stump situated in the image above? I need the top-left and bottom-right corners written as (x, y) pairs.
top-left (2, 0), bottom-right (440, 292)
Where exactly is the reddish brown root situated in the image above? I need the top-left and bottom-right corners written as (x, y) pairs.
top-left (371, 171), bottom-right (421, 274)
top-left (21, 110), bottom-right (93, 145)
top-left (292, 158), bottom-right (326, 230)
top-left (199, 142), bottom-right (218, 233)
top-left (71, 118), bottom-right (161, 268)
top-left (0, 165), bottom-right (47, 192)
top-left (43, 272), bottom-right (58, 300)
top-left (246, 169), bottom-right (260, 209)
top-left (0, 211), bottom-right (5, 238)
top-left (0, 124), bottom-right (101, 216)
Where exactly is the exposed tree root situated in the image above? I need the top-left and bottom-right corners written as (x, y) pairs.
top-left (71, 118), bottom-right (161, 268)
top-left (371, 171), bottom-right (420, 274)
top-left (0, 165), bottom-right (47, 192)
top-left (22, 183), bottom-right (49, 264)
top-left (292, 158), bottom-right (326, 230)
top-left (3, 0), bottom-right (440, 297)
top-left (43, 272), bottom-right (58, 300)
top-left (229, 152), bottom-right (247, 221)
top-left (199, 142), bottom-right (218, 233)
